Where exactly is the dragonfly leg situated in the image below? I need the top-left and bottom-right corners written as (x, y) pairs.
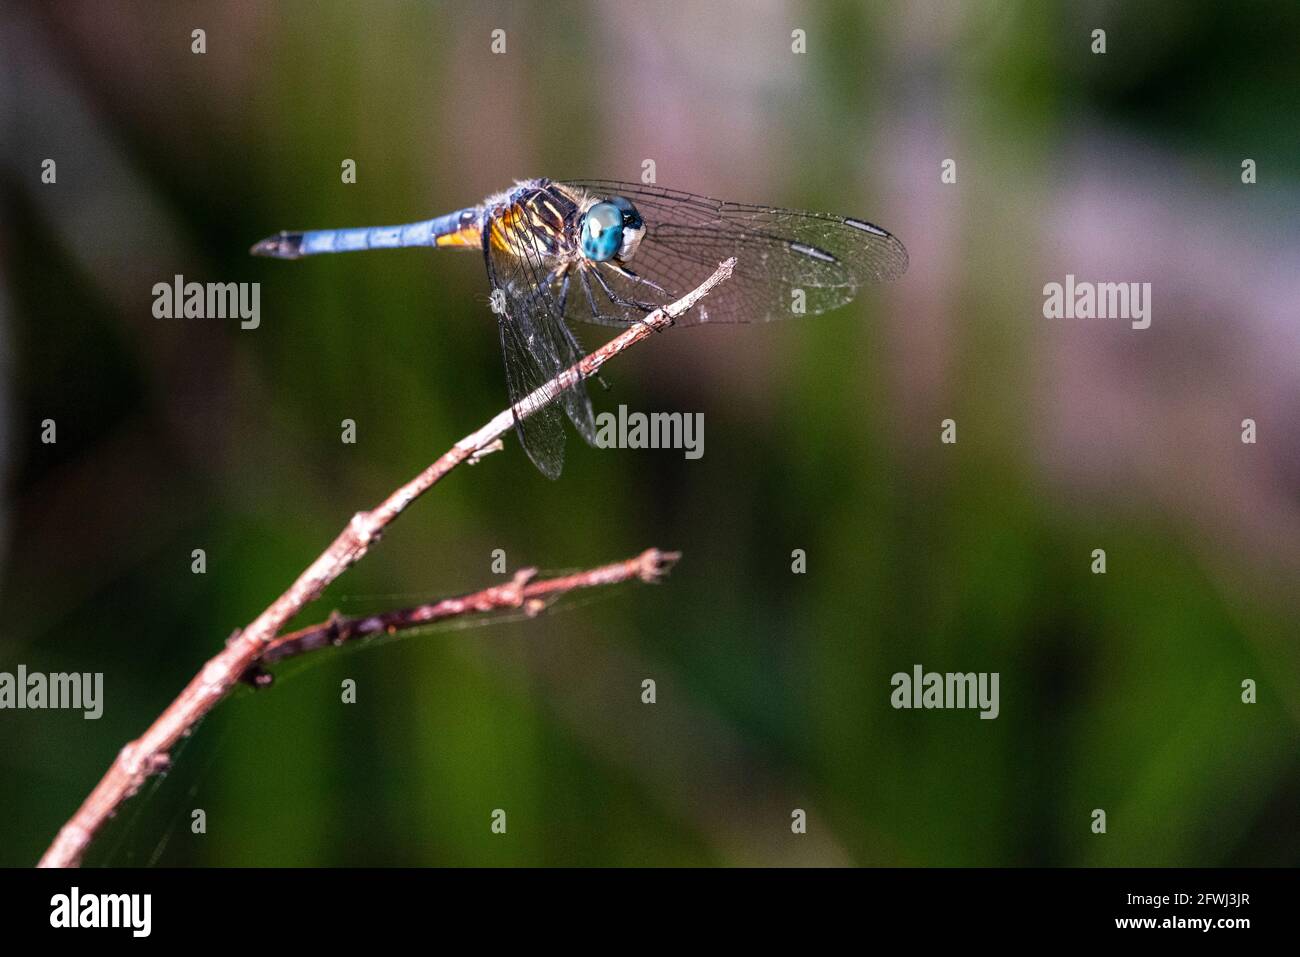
top-left (555, 278), bottom-right (609, 387)
top-left (556, 273), bottom-right (570, 317)
top-left (588, 264), bottom-right (658, 312)
top-left (535, 270), bottom-right (609, 389)
top-left (588, 265), bottom-right (667, 333)
top-left (577, 268), bottom-right (634, 326)
top-left (608, 262), bottom-right (669, 298)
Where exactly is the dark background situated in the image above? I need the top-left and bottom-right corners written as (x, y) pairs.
top-left (1, 0), bottom-right (1297, 866)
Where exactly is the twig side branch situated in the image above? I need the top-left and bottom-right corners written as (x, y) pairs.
top-left (247, 547), bottom-right (680, 679)
top-left (36, 259), bottom-right (734, 868)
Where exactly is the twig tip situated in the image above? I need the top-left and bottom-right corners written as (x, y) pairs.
top-left (637, 548), bottom-right (682, 583)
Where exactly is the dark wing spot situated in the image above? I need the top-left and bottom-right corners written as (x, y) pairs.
top-left (789, 241), bottom-right (838, 263)
top-left (843, 218), bottom-right (889, 237)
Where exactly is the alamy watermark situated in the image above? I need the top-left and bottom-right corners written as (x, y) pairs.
top-left (594, 404), bottom-right (703, 460)
top-left (0, 666), bottom-right (102, 719)
top-left (152, 275), bottom-right (260, 329)
top-left (891, 664), bottom-right (999, 719)
top-left (50, 887), bottom-right (150, 937)
top-left (1043, 274), bottom-right (1151, 330)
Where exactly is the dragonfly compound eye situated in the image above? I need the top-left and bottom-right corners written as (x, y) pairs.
top-left (581, 199), bottom-right (645, 263)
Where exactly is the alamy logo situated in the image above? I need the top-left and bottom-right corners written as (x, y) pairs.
top-left (0, 666), bottom-right (102, 719)
top-left (50, 887), bottom-right (151, 937)
top-left (594, 404), bottom-right (704, 460)
top-left (152, 274), bottom-right (260, 329)
top-left (1042, 274), bottom-right (1151, 329)
top-left (890, 664), bottom-right (999, 719)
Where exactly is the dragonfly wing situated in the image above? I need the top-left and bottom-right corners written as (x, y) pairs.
top-left (561, 180), bottom-right (908, 326)
top-left (484, 212), bottom-right (596, 479)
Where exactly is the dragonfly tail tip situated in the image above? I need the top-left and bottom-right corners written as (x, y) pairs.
top-left (249, 231), bottom-right (305, 259)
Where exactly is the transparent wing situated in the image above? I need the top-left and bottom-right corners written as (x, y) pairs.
top-left (483, 209), bottom-right (596, 480)
top-left (560, 180), bottom-right (908, 327)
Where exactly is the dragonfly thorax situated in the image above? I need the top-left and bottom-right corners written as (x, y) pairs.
top-left (578, 197), bottom-right (645, 263)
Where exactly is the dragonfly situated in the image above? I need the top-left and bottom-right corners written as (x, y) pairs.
top-left (251, 178), bottom-right (908, 479)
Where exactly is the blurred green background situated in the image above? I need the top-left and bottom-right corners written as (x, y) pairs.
top-left (2, 0), bottom-right (1298, 866)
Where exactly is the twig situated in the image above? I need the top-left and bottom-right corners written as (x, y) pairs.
top-left (241, 547), bottom-right (681, 685)
top-left (36, 259), bottom-right (735, 868)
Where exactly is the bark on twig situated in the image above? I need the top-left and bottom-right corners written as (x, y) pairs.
top-left (36, 259), bottom-right (735, 868)
top-left (243, 547), bottom-right (681, 684)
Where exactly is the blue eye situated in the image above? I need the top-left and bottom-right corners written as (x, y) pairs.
top-left (580, 197), bottom-right (645, 262)
top-left (581, 203), bottom-right (625, 261)
top-left (608, 196), bottom-right (643, 229)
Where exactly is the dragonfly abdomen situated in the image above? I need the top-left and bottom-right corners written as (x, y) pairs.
top-left (250, 207), bottom-right (482, 259)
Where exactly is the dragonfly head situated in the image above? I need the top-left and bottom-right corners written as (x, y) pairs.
top-left (579, 197), bottom-right (645, 263)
